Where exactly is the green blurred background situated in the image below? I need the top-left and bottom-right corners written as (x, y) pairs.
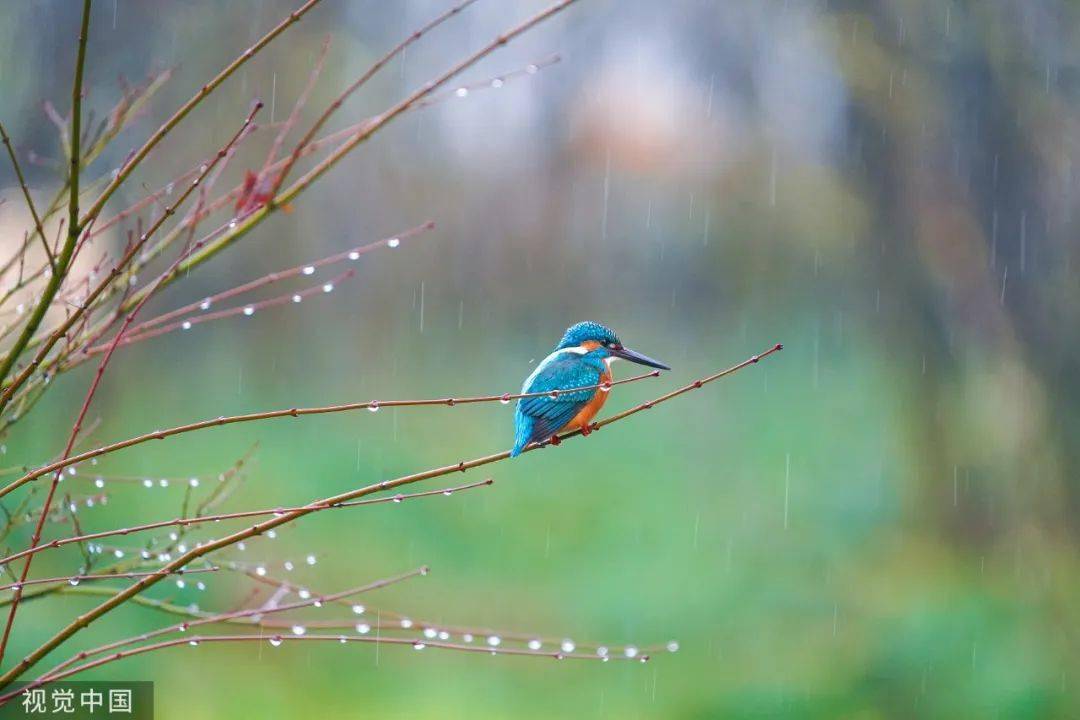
top-left (1, 0), bottom-right (1079, 717)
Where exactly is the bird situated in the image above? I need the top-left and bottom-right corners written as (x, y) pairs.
top-left (510, 321), bottom-right (670, 457)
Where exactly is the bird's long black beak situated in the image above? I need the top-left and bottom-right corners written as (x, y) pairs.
top-left (609, 345), bottom-right (670, 371)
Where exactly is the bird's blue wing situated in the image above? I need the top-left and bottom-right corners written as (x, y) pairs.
top-left (513, 354), bottom-right (601, 453)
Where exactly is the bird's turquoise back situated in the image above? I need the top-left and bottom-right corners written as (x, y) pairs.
top-left (511, 350), bottom-right (605, 457)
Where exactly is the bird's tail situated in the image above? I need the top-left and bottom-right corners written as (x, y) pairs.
top-left (510, 416), bottom-right (533, 458)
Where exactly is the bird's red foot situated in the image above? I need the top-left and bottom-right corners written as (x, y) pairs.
top-left (580, 425), bottom-right (592, 437)
top-left (548, 435), bottom-right (561, 447)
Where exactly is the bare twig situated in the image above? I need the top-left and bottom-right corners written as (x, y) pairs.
top-left (0, 479), bottom-right (493, 567)
top-left (0, 371), bottom-right (659, 501)
top-left (0, 565), bottom-right (217, 592)
top-left (0, 122), bottom-right (56, 272)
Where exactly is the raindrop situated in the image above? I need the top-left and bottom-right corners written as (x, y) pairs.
top-left (348, 251), bottom-right (360, 261)
top-left (196, 582), bottom-right (206, 591)
top-left (199, 300), bottom-right (211, 311)
top-left (339, 636), bottom-right (348, 644)
top-left (291, 625), bottom-right (306, 636)
top-left (305, 554), bottom-right (316, 566)
top-left (462, 633), bottom-right (473, 643)
top-left (561, 640), bottom-right (575, 653)
top-left (491, 78), bottom-right (504, 88)
top-left (69, 577), bottom-right (80, 586)
top-left (528, 639), bottom-right (542, 651)
top-left (355, 623), bottom-right (371, 634)
top-left (189, 478), bottom-right (199, 488)
top-left (624, 646), bottom-right (639, 658)
top-left (487, 636), bottom-right (501, 647)
top-left (182, 321), bottom-right (192, 330)
top-left (243, 306), bottom-right (254, 316)
top-left (298, 588), bottom-right (311, 599)
top-left (284, 561), bottom-right (294, 572)
top-left (526, 64), bottom-right (538, 74)
top-left (368, 401), bottom-right (380, 413)
top-left (228, 219), bottom-right (237, 229)
top-left (159, 479), bottom-right (169, 488)
top-left (455, 87), bottom-right (468, 98)
top-left (352, 604), bottom-right (365, 615)
top-left (413, 641), bottom-right (426, 650)
top-left (94, 477), bottom-right (105, 488)
top-left (266, 530), bottom-right (277, 539)
top-left (596, 646), bottom-right (609, 658)
top-left (438, 631), bottom-right (450, 641)
top-left (269, 636), bottom-right (283, 647)
top-left (188, 639), bottom-right (199, 647)
top-left (302, 266), bottom-right (315, 275)
top-left (322, 283), bottom-right (333, 293)
top-left (142, 479), bottom-right (153, 489)
top-left (666, 641), bottom-right (679, 653)
top-left (113, 549), bottom-right (124, 559)
top-left (387, 238), bottom-right (400, 248)
top-left (423, 628), bottom-right (437, 639)
top-left (400, 618), bottom-right (413, 629)
top-left (176, 580), bottom-right (186, 589)
top-left (255, 566), bottom-right (267, 576)
top-left (291, 293), bottom-right (302, 303)
top-left (392, 494), bottom-right (404, 503)
top-left (499, 393), bottom-right (511, 405)
top-left (600, 381), bottom-right (612, 393)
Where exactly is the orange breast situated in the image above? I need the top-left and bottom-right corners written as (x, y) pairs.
top-left (562, 367), bottom-right (612, 432)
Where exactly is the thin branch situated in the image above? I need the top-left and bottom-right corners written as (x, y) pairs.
top-left (0, 344), bottom-right (779, 687)
top-left (0, 122), bottom-right (56, 272)
top-left (11, 567), bottom-right (426, 696)
top-left (0, 479), bottom-right (493, 567)
top-left (0, 565), bottom-right (217, 592)
top-left (17, 633), bottom-right (643, 698)
top-left (0, 371), bottom-right (658, 501)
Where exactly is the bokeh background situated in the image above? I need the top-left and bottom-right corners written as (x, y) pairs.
top-left (1, 0), bottom-right (1079, 717)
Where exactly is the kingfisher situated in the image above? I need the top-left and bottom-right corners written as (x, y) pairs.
top-left (510, 321), bottom-right (670, 457)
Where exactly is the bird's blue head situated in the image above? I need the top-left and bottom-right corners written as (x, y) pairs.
top-left (556, 321), bottom-right (619, 350)
top-left (554, 321), bottom-right (670, 370)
